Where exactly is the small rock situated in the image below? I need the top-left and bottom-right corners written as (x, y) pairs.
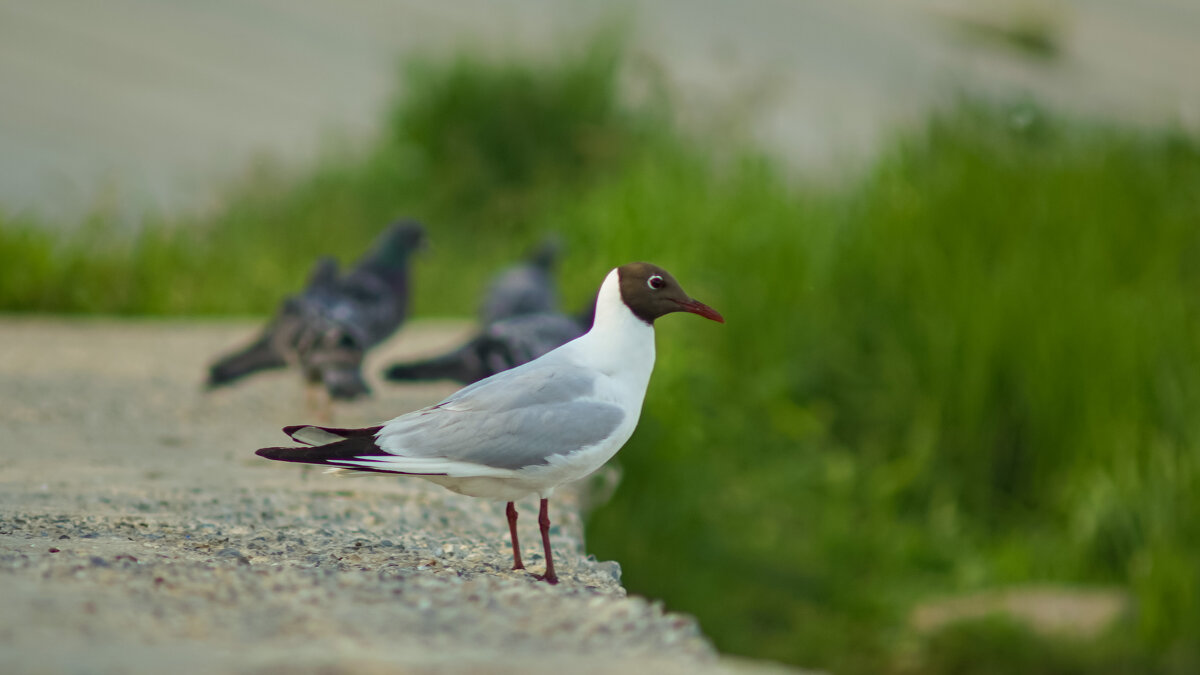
top-left (217, 548), bottom-right (250, 565)
top-left (594, 560), bottom-right (622, 583)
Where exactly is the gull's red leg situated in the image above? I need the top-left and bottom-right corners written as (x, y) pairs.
top-left (536, 498), bottom-right (558, 584)
top-left (506, 501), bottom-right (524, 570)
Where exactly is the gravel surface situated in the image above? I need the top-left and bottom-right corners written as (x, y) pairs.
top-left (0, 318), bottom-right (782, 674)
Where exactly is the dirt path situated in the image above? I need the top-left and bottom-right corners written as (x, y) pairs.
top-left (0, 318), bottom-right (794, 674)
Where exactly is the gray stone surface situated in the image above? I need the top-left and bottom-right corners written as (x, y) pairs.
top-left (0, 318), bottom-right (788, 674)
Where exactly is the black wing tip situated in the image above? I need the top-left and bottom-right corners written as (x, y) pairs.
top-left (255, 444), bottom-right (352, 465)
top-left (256, 446), bottom-right (293, 461)
top-left (255, 433), bottom-right (389, 467)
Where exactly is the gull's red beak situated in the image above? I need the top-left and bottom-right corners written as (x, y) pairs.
top-left (676, 298), bottom-right (725, 323)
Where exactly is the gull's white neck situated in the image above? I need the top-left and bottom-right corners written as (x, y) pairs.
top-left (572, 268), bottom-right (656, 384)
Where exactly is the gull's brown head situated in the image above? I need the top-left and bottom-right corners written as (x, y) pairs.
top-left (617, 262), bottom-right (724, 325)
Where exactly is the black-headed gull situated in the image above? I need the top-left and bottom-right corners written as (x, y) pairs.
top-left (256, 262), bottom-right (723, 584)
top-left (207, 221), bottom-right (425, 407)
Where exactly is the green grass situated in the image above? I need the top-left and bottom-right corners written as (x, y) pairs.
top-left (5, 36), bottom-right (1200, 675)
top-left (916, 616), bottom-right (1147, 675)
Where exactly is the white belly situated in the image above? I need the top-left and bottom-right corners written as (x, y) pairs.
top-left (417, 408), bottom-right (640, 501)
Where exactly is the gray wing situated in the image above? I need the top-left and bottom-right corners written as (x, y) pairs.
top-left (376, 361), bottom-right (624, 471)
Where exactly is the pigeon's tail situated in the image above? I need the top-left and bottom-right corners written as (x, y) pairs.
top-left (256, 425), bottom-right (395, 474)
top-left (207, 336), bottom-right (287, 388)
top-left (382, 348), bottom-right (479, 385)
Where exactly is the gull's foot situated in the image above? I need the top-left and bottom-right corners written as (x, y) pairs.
top-left (535, 571), bottom-right (559, 585)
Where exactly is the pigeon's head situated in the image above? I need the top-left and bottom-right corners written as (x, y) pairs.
top-left (528, 235), bottom-right (564, 271)
top-left (369, 220), bottom-right (427, 268)
top-left (617, 262), bottom-right (724, 325)
top-left (303, 256), bottom-right (340, 291)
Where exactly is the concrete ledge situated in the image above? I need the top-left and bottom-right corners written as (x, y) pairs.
top-left (0, 318), bottom-right (756, 673)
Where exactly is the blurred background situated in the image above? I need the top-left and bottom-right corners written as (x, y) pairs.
top-left (3, 1), bottom-right (1200, 673)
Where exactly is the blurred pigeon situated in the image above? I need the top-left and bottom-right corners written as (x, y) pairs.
top-left (207, 221), bottom-right (425, 407)
top-left (383, 238), bottom-right (589, 384)
top-left (478, 237), bottom-right (561, 325)
top-left (385, 312), bottom-right (587, 384)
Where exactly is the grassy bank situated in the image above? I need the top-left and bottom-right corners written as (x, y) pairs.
top-left (4, 37), bottom-right (1200, 674)
top-left (584, 104), bottom-right (1200, 672)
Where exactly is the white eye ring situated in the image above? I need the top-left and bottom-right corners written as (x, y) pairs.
top-left (647, 275), bottom-right (665, 290)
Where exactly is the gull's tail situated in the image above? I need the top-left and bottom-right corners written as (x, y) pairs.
top-left (256, 425), bottom-right (390, 474)
top-left (256, 424), bottom-right (514, 479)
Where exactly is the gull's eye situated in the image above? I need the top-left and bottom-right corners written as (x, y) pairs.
top-left (647, 275), bottom-right (666, 290)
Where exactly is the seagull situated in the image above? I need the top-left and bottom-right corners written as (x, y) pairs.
top-left (256, 262), bottom-right (723, 584)
top-left (207, 221), bottom-right (425, 413)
